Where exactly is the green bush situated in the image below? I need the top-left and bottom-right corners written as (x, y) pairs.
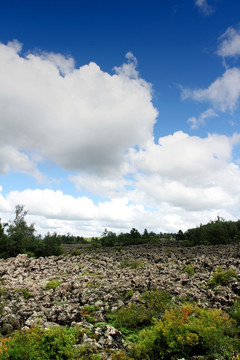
top-left (229, 301), bottom-right (240, 328)
top-left (130, 304), bottom-right (239, 360)
top-left (208, 267), bottom-right (237, 288)
top-left (18, 288), bottom-right (31, 300)
top-left (0, 326), bottom-right (82, 359)
top-left (112, 303), bottom-right (149, 330)
top-left (45, 279), bottom-right (61, 290)
top-left (183, 264), bottom-right (195, 277)
top-left (111, 290), bottom-right (171, 331)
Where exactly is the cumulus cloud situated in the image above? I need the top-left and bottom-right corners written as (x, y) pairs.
top-left (217, 27), bottom-right (240, 58)
top-left (128, 132), bottom-right (240, 213)
top-left (0, 41), bottom-right (157, 176)
top-left (1, 131), bottom-right (237, 235)
top-left (2, 188), bottom-right (147, 236)
top-left (187, 108), bottom-right (218, 129)
top-left (182, 68), bottom-right (240, 112)
top-left (195, 0), bottom-right (214, 16)
top-left (2, 40), bottom-right (240, 236)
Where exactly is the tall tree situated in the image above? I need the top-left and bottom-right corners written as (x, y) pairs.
top-left (6, 205), bottom-right (36, 257)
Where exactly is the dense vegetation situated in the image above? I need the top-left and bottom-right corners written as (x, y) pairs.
top-left (0, 296), bottom-right (239, 359)
top-left (176, 216), bottom-right (240, 246)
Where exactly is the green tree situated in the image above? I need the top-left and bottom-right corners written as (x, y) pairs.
top-left (6, 205), bottom-right (36, 257)
top-left (102, 231), bottom-right (117, 247)
top-left (41, 232), bottom-right (63, 256)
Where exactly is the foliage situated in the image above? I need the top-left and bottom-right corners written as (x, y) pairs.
top-left (183, 265), bottom-right (195, 277)
top-left (208, 267), bottom-right (237, 288)
top-left (176, 217), bottom-right (240, 246)
top-left (110, 350), bottom-right (134, 359)
top-left (59, 233), bottom-right (87, 244)
top-left (0, 206), bottom-right (64, 259)
top-left (45, 279), bottom-right (61, 290)
top-left (70, 249), bottom-right (82, 256)
top-left (110, 290), bottom-right (171, 331)
top-left (18, 288), bottom-right (31, 300)
top-left (40, 232), bottom-right (63, 257)
top-left (0, 326), bottom-right (83, 359)
top-left (229, 301), bottom-right (240, 328)
top-left (74, 343), bottom-right (102, 359)
top-left (130, 304), bottom-right (240, 360)
top-left (5, 205), bottom-right (36, 258)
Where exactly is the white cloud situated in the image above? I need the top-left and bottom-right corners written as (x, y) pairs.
top-left (0, 41), bottom-right (158, 176)
top-left (182, 67), bottom-right (240, 112)
top-left (187, 108), bottom-right (218, 129)
top-left (1, 41), bottom-right (240, 236)
top-left (0, 146), bottom-right (44, 182)
top-left (128, 132), bottom-right (240, 214)
top-left (70, 172), bottom-right (130, 199)
top-left (39, 52), bottom-right (75, 76)
top-left (1, 188), bottom-right (147, 236)
top-left (2, 128), bottom-right (240, 235)
top-left (195, 0), bottom-right (214, 16)
top-left (0, 185), bottom-right (233, 236)
top-left (217, 27), bottom-right (240, 58)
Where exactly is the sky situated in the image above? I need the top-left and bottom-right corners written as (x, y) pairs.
top-left (1, 0), bottom-right (240, 237)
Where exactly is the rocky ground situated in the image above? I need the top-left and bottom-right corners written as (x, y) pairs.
top-left (0, 243), bottom-right (239, 356)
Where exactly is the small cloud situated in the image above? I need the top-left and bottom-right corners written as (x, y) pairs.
top-left (181, 68), bottom-right (240, 113)
top-left (187, 108), bottom-right (218, 129)
top-left (195, 0), bottom-right (214, 16)
top-left (125, 51), bottom-right (138, 65)
top-left (217, 26), bottom-right (240, 58)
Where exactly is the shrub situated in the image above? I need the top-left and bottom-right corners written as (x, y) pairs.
top-left (119, 259), bottom-right (144, 270)
top-left (229, 301), bottom-right (240, 328)
top-left (18, 288), bottom-right (31, 300)
top-left (183, 264), bottom-right (195, 277)
top-left (111, 290), bottom-right (171, 331)
top-left (141, 290), bottom-right (171, 319)
top-left (0, 326), bottom-right (81, 359)
top-left (74, 343), bottom-right (102, 359)
top-left (208, 267), bottom-right (237, 288)
top-left (112, 303), bottom-right (149, 330)
top-left (130, 304), bottom-right (239, 360)
top-left (122, 288), bottom-right (134, 301)
top-left (45, 279), bottom-right (61, 290)
top-left (70, 249), bottom-right (82, 256)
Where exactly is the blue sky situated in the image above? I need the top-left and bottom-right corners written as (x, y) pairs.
top-left (1, 0), bottom-right (240, 236)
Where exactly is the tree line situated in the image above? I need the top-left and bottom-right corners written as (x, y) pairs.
top-left (176, 216), bottom-right (240, 246)
top-left (0, 205), bottom-right (239, 259)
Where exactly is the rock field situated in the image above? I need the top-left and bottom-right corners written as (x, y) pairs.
top-left (0, 243), bottom-right (239, 355)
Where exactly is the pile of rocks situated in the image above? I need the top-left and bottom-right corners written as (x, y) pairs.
top-left (0, 243), bottom-right (239, 353)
